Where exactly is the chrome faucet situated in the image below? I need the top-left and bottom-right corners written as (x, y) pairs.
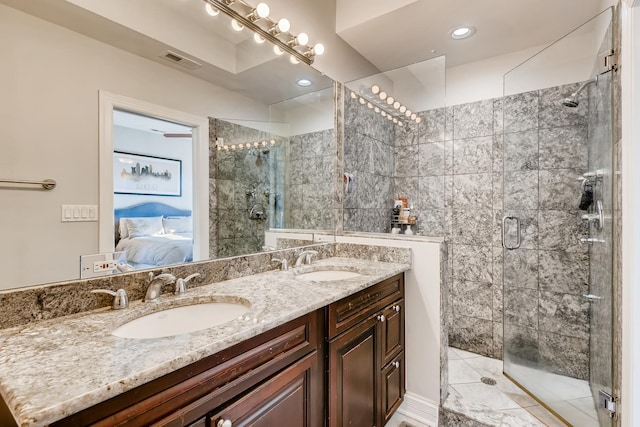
top-left (174, 273), bottom-right (201, 295)
top-left (145, 272), bottom-right (176, 302)
top-left (272, 257), bottom-right (289, 271)
top-left (295, 250), bottom-right (318, 267)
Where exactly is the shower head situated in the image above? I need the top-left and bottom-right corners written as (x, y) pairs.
top-left (561, 75), bottom-right (598, 108)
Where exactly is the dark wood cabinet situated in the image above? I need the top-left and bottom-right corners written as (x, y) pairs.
top-left (30, 273), bottom-right (404, 427)
top-left (327, 274), bottom-right (405, 427)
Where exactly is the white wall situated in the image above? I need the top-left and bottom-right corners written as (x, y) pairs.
top-left (0, 4), bottom-right (270, 290)
top-left (113, 126), bottom-right (193, 211)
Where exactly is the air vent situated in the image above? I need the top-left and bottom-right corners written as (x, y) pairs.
top-left (160, 50), bottom-right (202, 70)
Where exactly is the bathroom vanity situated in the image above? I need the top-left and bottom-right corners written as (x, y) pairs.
top-left (0, 257), bottom-right (408, 427)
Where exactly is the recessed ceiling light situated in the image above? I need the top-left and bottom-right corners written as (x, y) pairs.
top-left (297, 78), bottom-right (312, 87)
top-left (450, 26), bottom-right (476, 40)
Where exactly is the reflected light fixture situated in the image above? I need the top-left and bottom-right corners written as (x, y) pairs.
top-left (205, 3), bottom-right (220, 15)
top-left (349, 85), bottom-right (422, 126)
top-left (231, 18), bottom-right (244, 31)
top-left (203, 0), bottom-right (324, 65)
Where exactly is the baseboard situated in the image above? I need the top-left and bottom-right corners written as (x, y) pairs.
top-left (395, 392), bottom-right (439, 426)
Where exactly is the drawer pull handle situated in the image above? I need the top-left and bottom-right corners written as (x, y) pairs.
top-left (377, 314), bottom-right (385, 322)
top-left (393, 305), bottom-right (401, 312)
top-left (394, 361), bottom-right (400, 369)
top-left (218, 420), bottom-right (232, 427)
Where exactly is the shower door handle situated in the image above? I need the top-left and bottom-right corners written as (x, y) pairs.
top-left (502, 216), bottom-right (521, 250)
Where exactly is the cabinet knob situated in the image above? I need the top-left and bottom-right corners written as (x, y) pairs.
top-left (394, 361), bottom-right (400, 369)
top-left (393, 305), bottom-right (401, 312)
top-left (217, 420), bottom-right (232, 427)
top-left (377, 314), bottom-right (385, 322)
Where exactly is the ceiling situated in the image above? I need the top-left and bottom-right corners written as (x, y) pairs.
top-left (336, 0), bottom-right (613, 71)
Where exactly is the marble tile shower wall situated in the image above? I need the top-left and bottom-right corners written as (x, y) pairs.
top-left (287, 129), bottom-right (335, 230)
top-left (343, 97), bottom-right (396, 232)
top-left (210, 119), bottom-right (283, 258)
top-left (405, 84), bottom-right (591, 374)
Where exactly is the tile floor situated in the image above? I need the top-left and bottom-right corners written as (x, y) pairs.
top-left (444, 347), bottom-right (600, 426)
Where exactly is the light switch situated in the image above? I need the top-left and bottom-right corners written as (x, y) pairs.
top-left (61, 205), bottom-right (99, 222)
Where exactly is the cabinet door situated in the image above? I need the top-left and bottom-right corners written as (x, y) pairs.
top-left (380, 352), bottom-right (404, 426)
top-left (208, 352), bottom-right (320, 427)
top-left (328, 316), bottom-right (378, 427)
top-left (379, 299), bottom-right (404, 367)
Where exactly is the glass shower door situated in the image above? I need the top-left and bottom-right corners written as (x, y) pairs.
top-left (502, 8), bottom-right (614, 426)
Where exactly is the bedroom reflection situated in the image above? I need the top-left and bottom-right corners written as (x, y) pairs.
top-left (113, 110), bottom-right (195, 270)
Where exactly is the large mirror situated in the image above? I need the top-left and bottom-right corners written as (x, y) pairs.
top-left (0, 0), bottom-right (335, 290)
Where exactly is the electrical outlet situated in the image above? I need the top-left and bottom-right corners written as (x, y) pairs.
top-left (93, 260), bottom-right (118, 273)
top-left (80, 252), bottom-right (127, 279)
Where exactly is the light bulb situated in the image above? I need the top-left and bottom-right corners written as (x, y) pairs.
top-left (273, 45), bottom-right (284, 55)
top-left (255, 3), bottom-right (270, 18)
top-left (398, 121), bottom-right (404, 127)
top-left (399, 105), bottom-right (407, 113)
top-left (374, 107), bottom-right (380, 113)
top-left (415, 117), bottom-right (422, 124)
top-left (254, 142), bottom-right (260, 147)
top-left (393, 101), bottom-right (400, 109)
top-left (393, 118), bottom-right (398, 123)
top-left (405, 109), bottom-right (412, 117)
top-left (277, 18), bottom-right (290, 33)
top-left (371, 85), bottom-right (380, 95)
top-left (387, 115), bottom-right (393, 121)
top-left (350, 91), bottom-right (357, 99)
top-left (253, 33), bottom-right (265, 44)
top-left (381, 111), bottom-right (387, 117)
top-left (216, 145), bottom-right (222, 151)
top-left (223, 145), bottom-right (229, 150)
top-left (411, 113), bottom-right (417, 120)
top-left (231, 144), bottom-right (236, 150)
top-left (262, 141), bottom-right (267, 146)
top-left (231, 19), bottom-right (244, 31)
top-left (297, 32), bottom-right (309, 46)
top-left (379, 91), bottom-right (387, 100)
top-left (359, 97), bottom-right (366, 105)
top-left (205, 3), bottom-right (220, 16)
top-left (238, 144), bottom-right (244, 149)
top-left (270, 139), bottom-right (276, 145)
top-left (367, 102), bottom-right (373, 109)
top-left (290, 55), bottom-right (299, 64)
top-left (386, 96), bottom-right (394, 105)
top-left (313, 43), bottom-right (325, 56)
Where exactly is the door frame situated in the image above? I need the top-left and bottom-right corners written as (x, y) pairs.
top-left (98, 90), bottom-right (209, 261)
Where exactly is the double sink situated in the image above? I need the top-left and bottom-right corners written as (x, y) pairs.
top-left (112, 266), bottom-right (363, 339)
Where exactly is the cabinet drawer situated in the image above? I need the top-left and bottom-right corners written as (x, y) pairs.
top-left (380, 299), bottom-right (404, 367)
top-left (54, 310), bottom-right (323, 427)
top-left (327, 273), bottom-right (404, 339)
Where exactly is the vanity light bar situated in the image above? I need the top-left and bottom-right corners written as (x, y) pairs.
top-left (203, 0), bottom-right (323, 65)
top-left (217, 139), bottom-right (277, 151)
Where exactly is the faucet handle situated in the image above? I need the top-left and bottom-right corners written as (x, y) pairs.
top-left (91, 289), bottom-right (129, 310)
top-left (174, 273), bottom-right (201, 295)
top-left (272, 258), bottom-right (288, 271)
top-left (295, 250), bottom-right (319, 267)
top-left (149, 272), bottom-right (177, 284)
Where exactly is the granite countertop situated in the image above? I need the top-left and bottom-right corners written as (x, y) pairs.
top-left (0, 257), bottom-right (409, 427)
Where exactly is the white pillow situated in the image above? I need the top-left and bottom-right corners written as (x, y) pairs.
top-left (119, 218), bottom-right (130, 239)
top-left (125, 216), bottom-right (164, 238)
top-left (163, 216), bottom-right (192, 234)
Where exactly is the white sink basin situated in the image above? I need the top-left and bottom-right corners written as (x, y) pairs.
top-left (112, 301), bottom-right (250, 339)
top-left (295, 270), bottom-right (362, 282)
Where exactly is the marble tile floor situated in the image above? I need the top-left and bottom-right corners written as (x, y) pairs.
top-left (443, 347), bottom-right (599, 427)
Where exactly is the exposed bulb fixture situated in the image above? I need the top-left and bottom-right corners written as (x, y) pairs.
top-left (231, 18), bottom-right (244, 31)
top-left (270, 139), bottom-right (276, 145)
top-left (238, 143), bottom-right (244, 149)
top-left (400, 105), bottom-right (407, 113)
top-left (202, 0), bottom-right (324, 65)
top-left (415, 117), bottom-right (422, 124)
top-left (359, 97), bottom-right (366, 105)
top-left (393, 101), bottom-right (400, 109)
top-left (379, 91), bottom-right (387, 100)
top-left (374, 107), bottom-right (380, 113)
top-left (405, 110), bottom-right (412, 117)
top-left (350, 91), bottom-right (357, 99)
top-left (262, 141), bottom-right (267, 146)
top-left (246, 2), bottom-right (269, 21)
top-left (367, 102), bottom-right (373, 109)
top-left (205, 3), bottom-right (220, 16)
top-left (381, 111), bottom-right (387, 117)
top-left (288, 32), bottom-right (309, 47)
top-left (371, 85), bottom-right (380, 95)
top-left (386, 96), bottom-right (394, 105)
top-left (290, 55), bottom-right (299, 64)
top-left (411, 113), bottom-right (417, 120)
top-left (450, 26), bottom-right (476, 40)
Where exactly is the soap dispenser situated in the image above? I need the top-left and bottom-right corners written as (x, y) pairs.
top-left (405, 225), bottom-right (414, 235)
